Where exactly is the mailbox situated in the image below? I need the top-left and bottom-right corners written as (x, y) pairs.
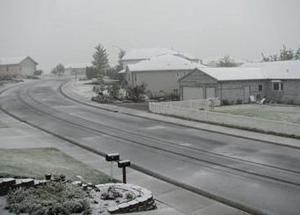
top-left (118, 160), bottom-right (131, 168)
top-left (105, 153), bottom-right (120, 162)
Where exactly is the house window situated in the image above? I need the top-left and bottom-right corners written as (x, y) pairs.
top-left (272, 81), bottom-right (283, 91)
top-left (258, 85), bottom-right (263, 92)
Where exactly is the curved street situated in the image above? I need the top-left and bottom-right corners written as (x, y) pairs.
top-left (1, 79), bottom-right (300, 215)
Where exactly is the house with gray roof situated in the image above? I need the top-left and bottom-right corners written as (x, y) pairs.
top-left (179, 60), bottom-right (300, 104)
top-left (0, 56), bottom-right (38, 78)
top-left (125, 54), bottom-right (203, 97)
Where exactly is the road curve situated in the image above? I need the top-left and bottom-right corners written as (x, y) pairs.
top-left (1, 79), bottom-right (300, 215)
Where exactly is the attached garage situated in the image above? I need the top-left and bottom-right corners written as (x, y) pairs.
top-left (182, 87), bottom-right (204, 100)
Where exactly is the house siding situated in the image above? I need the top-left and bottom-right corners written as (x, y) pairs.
top-left (0, 57), bottom-right (37, 78)
top-left (19, 58), bottom-right (37, 76)
top-left (131, 70), bottom-right (191, 96)
top-left (266, 80), bottom-right (300, 104)
top-left (220, 80), bottom-right (267, 103)
top-left (179, 69), bottom-right (300, 105)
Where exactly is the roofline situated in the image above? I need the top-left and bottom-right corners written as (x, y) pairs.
top-left (21, 56), bottom-right (38, 65)
top-left (219, 78), bottom-right (300, 82)
top-left (0, 56), bottom-right (38, 66)
top-left (120, 58), bottom-right (149, 62)
top-left (178, 68), bottom-right (219, 82)
top-left (129, 68), bottom-right (196, 73)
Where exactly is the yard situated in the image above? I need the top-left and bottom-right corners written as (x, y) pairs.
top-left (0, 147), bottom-right (111, 184)
top-left (214, 104), bottom-right (300, 124)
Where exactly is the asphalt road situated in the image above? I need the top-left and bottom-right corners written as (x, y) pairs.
top-left (1, 79), bottom-right (300, 215)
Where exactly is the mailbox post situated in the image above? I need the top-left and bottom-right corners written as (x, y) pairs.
top-left (118, 160), bottom-right (131, 184)
top-left (105, 153), bottom-right (120, 180)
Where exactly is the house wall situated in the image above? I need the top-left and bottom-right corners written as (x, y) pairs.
top-left (131, 70), bottom-right (191, 95)
top-left (0, 65), bottom-right (19, 78)
top-left (19, 58), bottom-right (37, 76)
top-left (179, 70), bottom-right (268, 104)
top-left (179, 70), bottom-right (219, 100)
top-left (265, 80), bottom-right (300, 104)
top-left (220, 80), bottom-right (267, 103)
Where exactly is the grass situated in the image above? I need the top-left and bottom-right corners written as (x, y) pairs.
top-left (214, 104), bottom-right (300, 124)
top-left (0, 148), bottom-right (111, 184)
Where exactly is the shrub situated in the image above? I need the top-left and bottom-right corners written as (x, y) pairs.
top-left (6, 182), bottom-right (90, 215)
top-left (126, 83), bottom-right (146, 102)
top-left (236, 99), bottom-right (243, 104)
top-left (222, 99), bottom-right (229, 105)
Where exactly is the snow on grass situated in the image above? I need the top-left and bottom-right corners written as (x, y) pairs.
top-left (214, 104), bottom-right (300, 124)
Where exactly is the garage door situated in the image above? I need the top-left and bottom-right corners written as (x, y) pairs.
top-left (183, 87), bottom-right (204, 100)
top-left (206, 87), bottom-right (216, 98)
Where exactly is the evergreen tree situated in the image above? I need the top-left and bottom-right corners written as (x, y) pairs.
top-left (92, 44), bottom-right (109, 82)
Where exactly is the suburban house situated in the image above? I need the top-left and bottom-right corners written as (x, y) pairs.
top-left (125, 54), bottom-right (203, 96)
top-left (0, 56), bottom-right (38, 78)
top-left (64, 63), bottom-right (91, 77)
top-left (119, 48), bottom-right (201, 96)
top-left (179, 60), bottom-right (300, 104)
top-left (120, 48), bottom-right (199, 69)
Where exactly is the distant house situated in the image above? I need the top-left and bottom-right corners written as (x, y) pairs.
top-left (125, 54), bottom-right (203, 96)
top-left (0, 56), bottom-right (38, 78)
top-left (179, 60), bottom-right (300, 104)
top-left (64, 63), bottom-right (91, 77)
top-left (120, 48), bottom-right (199, 68)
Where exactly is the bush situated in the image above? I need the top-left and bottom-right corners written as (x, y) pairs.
top-left (236, 99), bottom-right (243, 104)
top-left (126, 83), bottom-right (146, 102)
top-left (6, 182), bottom-right (90, 215)
top-left (222, 99), bottom-right (230, 105)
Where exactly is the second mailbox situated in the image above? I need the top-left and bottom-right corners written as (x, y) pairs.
top-left (105, 153), bottom-right (120, 162)
top-left (118, 160), bottom-right (131, 168)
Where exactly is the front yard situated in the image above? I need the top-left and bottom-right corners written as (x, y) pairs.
top-left (0, 147), bottom-right (111, 184)
top-left (214, 104), bottom-right (300, 124)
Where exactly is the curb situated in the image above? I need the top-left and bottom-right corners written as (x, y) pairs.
top-left (60, 80), bottom-right (300, 150)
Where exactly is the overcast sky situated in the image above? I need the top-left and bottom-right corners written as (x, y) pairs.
top-left (0, 0), bottom-right (300, 72)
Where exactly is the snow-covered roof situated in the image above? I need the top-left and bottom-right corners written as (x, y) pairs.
top-left (197, 67), bottom-right (264, 81)
top-left (122, 48), bottom-right (177, 61)
top-left (0, 56), bottom-right (37, 66)
top-left (193, 60), bottom-right (300, 81)
top-left (128, 54), bottom-right (205, 72)
top-left (65, 63), bottom-right (92, 69)
top-left (241, 60), bottom-right (300, 79)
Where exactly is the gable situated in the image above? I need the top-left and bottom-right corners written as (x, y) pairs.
top-left (179, 69), bottom-right (218, 85)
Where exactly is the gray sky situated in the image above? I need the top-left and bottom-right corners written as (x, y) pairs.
top-left (0, 0), bottom-right (300, 72)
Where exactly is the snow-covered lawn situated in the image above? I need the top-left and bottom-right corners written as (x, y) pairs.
top-left (70, 80), bottom-right (96, 100)
top-left (214, 104), bottom-right (300, 124)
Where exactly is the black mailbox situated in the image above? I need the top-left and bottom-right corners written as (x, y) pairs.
top-left (105, 153), bottom-right (120, 162)
top-left (118, 160), bottom-right (131, 168)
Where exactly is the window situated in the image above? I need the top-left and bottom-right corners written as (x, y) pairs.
top-left (273, 83), bottom-right (279, 91)
top-left (273, 82), bottom-right (283, 91)
top-left (258, 85), bottom-right (263, 92)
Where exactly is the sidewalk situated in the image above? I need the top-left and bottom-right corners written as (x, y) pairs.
top-left (62, 80), bottom-right (300, 149)
top-left (0, 110), bottom-right (247, 215)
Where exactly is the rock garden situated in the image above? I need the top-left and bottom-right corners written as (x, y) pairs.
top-left (0, 175), bottom-right (156, 215)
